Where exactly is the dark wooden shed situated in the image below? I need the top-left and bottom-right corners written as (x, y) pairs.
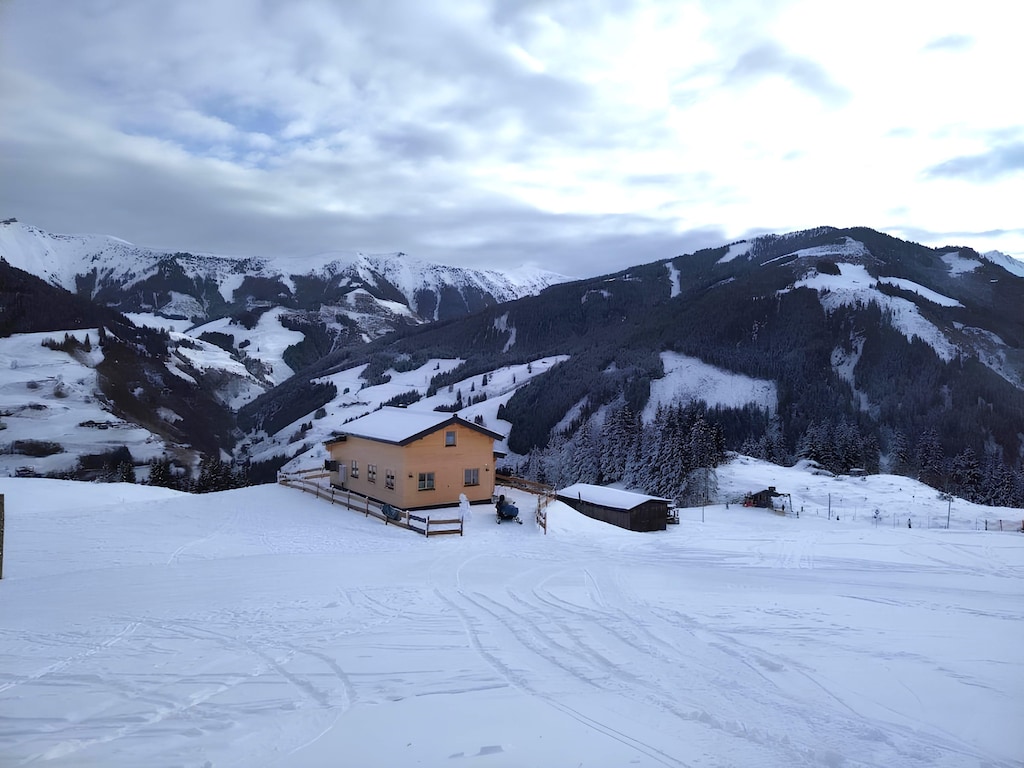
top-left (743, 486), bottom-right (789, 510)
top-left (556, 483), bottom-right (672, 532)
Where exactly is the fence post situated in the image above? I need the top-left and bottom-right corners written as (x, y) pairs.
top-left (0, 493), bottom-right (4, 579)
top-left (425, 516), bottom-right (430, 537)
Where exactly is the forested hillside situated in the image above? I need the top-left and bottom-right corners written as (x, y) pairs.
top-left (249, 227), bottom-right (1024, 506)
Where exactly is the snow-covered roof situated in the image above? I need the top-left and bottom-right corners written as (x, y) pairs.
top-left (556, 483), bottom-right (672, 510)
top-left (327, 406), bottom-right (504, 446)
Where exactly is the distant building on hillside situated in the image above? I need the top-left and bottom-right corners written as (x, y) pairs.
top-left (324, 407), bottom-right (505, 511)
top-left (742, 486), bottom-right (789, 510)
top-left (556, 483), bottom-right (672, 532)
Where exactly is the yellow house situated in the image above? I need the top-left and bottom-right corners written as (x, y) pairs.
top-left (324, 407), bottom-right (505, 510)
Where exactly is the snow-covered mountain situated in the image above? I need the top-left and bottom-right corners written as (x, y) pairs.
top-left (2, 220), bottom-right (1021, 506)
top-left (248, 225), bottom-right (1024, 506)
top-left (981, 248), bottom-right (1024, 278)
top-left (0, 217), bottom-right (566, 348)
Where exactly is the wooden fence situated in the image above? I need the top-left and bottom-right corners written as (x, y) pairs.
top-left (278, 469), bottom-right (462, 537)
top-left (495, 473), bottom-right (555, 535)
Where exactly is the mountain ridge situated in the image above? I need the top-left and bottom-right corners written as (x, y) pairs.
top-left (2, 219), bottom-right (1021, 506)
top-left (0, 218), bottom-right (568, 323)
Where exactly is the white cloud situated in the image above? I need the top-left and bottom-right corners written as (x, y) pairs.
top-left (0, 0), bottom-right (1021, 275)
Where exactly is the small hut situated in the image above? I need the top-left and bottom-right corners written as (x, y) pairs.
top-left (556, 483), bottom-right (672, 532)
top-left (742, 486), bottom-right (791, 511)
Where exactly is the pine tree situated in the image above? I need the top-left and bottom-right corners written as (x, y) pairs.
top-left (950, 448), bottom-right (981, 501)
top-left (117, 461), bottom-right (136, 484)
top-left (916, 428), bottom-right (945, 489)
top-left (889, 429), bottom-right (911, 474)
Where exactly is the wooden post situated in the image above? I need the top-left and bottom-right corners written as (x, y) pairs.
top-left (0, 493), bottom-right (5, 579)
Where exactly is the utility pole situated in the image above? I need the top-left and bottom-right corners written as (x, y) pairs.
top-left (702, 465), bottom-right (707, 523)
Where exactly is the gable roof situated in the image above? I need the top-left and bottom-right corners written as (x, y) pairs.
top-left (325, 406), bottom-right (505, 447)
top-left (556, 483), bottom-right (672, 510)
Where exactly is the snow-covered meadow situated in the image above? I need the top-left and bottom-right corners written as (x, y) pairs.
top-left (1, 458), bottom-right (1021, 767)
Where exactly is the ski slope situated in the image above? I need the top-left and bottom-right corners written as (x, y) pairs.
top-left (0, 464), bottom-right (1021, 767)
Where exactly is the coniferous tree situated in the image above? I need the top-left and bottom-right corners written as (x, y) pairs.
top-left (916, 428), bottom-right (945, 488)
top-left (889, 429), bottom-right (911, 474)
top-left (950, 448), bottom-right (981, 501)
top-left (117, 461), bottom-right (136, 484)
top-left (148, 457), bottom-right (174, 488)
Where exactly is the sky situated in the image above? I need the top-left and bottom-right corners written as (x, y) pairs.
top-left (1, 0), bottom-right (1022, 278)
top-left (1, 465), bottom-right (1022, 766)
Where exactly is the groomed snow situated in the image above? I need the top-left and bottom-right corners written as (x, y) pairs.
top-left (644, 352), bottom-right (777, 421)
top-left (877, 277), bottom-right (963, 307)
top-left (792, 264), bottom-right (958, 360)
top-left (716, 241), bottom-right (752, 264)
top-left (1, 458), bottom-right (1021, 767)
top-left (940, 251), bottom-right (981, 276)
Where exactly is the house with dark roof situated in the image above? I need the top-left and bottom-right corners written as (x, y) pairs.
top-left (556, 483), bottom-right (672, 532)
top-left (324, 407), bottom-right (505, 510)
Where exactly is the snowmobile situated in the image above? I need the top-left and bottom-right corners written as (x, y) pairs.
top-left (496, 501), bottom-right (522, 524)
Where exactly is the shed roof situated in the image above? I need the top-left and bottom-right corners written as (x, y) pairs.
top-left (556, 483), bottom-right (673, 511)
top-left (325, 406), bottom-right (504, 446)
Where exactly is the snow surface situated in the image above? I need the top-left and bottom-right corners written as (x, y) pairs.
top-left (877, 277), bottom-right (962, 307)
top-left (557, 482), bottom-right (672, 508)
top-left (0, 332), bottom-right (167, 476)
top-left (783, 237), bottom-right (870, 262)
top-left (0, 221), bottom-right (568, 325)
top-left (335, 407), bottom-right (493, 444)
top-left (644, 352), bottom-right (777, 421)
top-left (940, 251), bottom-right (981, 276)
top-left (665, 261), bottom-right (681, 297)
top-left (982, 250), bottom-right (1024, 278)
top-left (791, 263), bottom-right (958, 361)
top-left (716, 241), bottom-right (752, 264)
top-left (271, 357), bottom-right (569, 469)
top-left (1, 458), bottom-right (1022, 767)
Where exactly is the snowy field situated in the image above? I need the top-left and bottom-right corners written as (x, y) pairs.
top-left (1, 462), bottom-right (1022, 767)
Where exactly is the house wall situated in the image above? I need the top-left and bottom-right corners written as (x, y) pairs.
top-left (327, 422), bottom-right (496, 509)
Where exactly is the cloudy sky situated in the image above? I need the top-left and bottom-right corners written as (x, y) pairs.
top-left (1, 0), bottom-right (1021, 277)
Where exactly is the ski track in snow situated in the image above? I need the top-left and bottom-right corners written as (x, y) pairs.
top-left (0, 481), bottom-right (1021, 767)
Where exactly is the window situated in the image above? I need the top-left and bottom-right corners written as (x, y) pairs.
top-left (367, 464), bottom-right (377, 483)
top-left (418, 472), bottom-right (435, 491)
top-left (464, 468), bottom-right (479, 486)
top-left (350, 460), bottom-right (359, 478)
top-left (385, 469), bottom-right (395, 490)
top-left (445, 430), bottom-right (456, 447)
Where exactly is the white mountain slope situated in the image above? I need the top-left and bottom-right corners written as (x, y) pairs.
top-left (0, 219), bottom-right (568, 319)
top-left (0, 331), bottom-right (170, 476)
top-left (0, 458), bottom-right (1020, 767)
top-left (981, 249), bottom-right (1024, 278)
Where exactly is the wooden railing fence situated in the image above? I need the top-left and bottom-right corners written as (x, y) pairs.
top-left (496, 473), bottom-right (555, 535)
top-left (278, 469), bottom-right (462, 537)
